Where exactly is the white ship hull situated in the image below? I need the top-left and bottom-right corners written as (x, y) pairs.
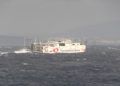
top-left (14, 48), bottom-right (31, 54)
top-left (43, 45), bottom-right (86, 54)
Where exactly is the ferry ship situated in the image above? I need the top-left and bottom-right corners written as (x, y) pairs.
top-left (31, 39), bottom-right (86, 54)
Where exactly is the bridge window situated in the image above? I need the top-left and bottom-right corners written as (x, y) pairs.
top-left (59, 43), bottom-right (65, 46)
top-left (72, 44), bottom-right (75, 45)
top-left (49, 44), bottom-right (54, 47)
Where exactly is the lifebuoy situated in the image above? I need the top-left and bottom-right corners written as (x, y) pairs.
top-left (53, 48), bottom-right (59, 53)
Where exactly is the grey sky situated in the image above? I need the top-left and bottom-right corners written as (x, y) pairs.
top-left (0, 0), bottom-right (120, 39)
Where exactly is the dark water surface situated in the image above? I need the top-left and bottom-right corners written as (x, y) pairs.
top-left (0, 46), bottom-right (120, 86)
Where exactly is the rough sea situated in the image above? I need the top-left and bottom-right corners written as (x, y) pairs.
top-left (0, 45), bottom-right (120, 86)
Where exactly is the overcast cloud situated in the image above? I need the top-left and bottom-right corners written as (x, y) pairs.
top-left (0, 0), bottom-right (120, 39)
